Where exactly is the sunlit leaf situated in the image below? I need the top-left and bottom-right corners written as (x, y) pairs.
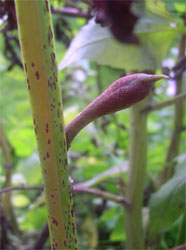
top-left (149, 158), bottom-right (186, 235)
top-left (81, 162), bottom-right (128, 187)
top-left (110, 213), bottom-right (126, 241)
top-left (12, 194), bottom-right (30, 208)
top-left (59, 7), bottom-right (184, 71)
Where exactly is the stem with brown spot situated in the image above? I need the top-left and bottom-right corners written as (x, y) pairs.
top-left (15, 1), bottom-right (78, 249)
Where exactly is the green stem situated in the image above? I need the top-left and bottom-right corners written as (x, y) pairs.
top-left (176, 213), bottom-right (186, 245)
top-left (0, 121), bottom-right (19, 234)
top-left (15, 1), bottom-right (78, 249)
top-left (142, 93), bottom-right (186, 113)
top-left (125, 97), bottom-right (149, 249)
top-left (160, 34), bottom-right (186, 183)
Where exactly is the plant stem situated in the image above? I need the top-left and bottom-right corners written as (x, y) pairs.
top-left (0, 122), bottom-right (19, 234)
top-left (142, 92), bottom-right (186, 113)
top-left (125, 97), bottom-right (149, 249)
top-left (0, 184), bottom-right (130, 206)
top-left (176, 213), bottom-right (186, 245)
top-left (15, 1), bottom-right (78, 249)
top-left (160, 34), bottom-right (186, 183)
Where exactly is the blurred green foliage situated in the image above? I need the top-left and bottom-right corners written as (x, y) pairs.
top-left (0, 0), bottom-right (185, 249)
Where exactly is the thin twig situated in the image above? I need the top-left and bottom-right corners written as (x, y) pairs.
top-left (171, 243), bottom-right (186, 250)
top-left (142, 93), bottom-right (186, 113)
top-left (51, 6), bottom-right (91, 18)
top-left (0, 185), bottom-right (43, 194)
top-left (74, 185), bottom-right (131, 207)
top-left (0, 184), bottom-right (131, 207)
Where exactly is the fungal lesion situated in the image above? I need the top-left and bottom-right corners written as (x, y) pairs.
top-left (24, 63), bottom-right (27, 72)
top-left (35, 71), bottom-right (40, 80)
top-left (26, 78), bottom-right (30, 90)
top-left (46, 152), bottom-right (50, 158)
top-left (45, 123), bottom-right (49, 133)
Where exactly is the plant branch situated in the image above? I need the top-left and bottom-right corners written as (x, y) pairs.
top-left (0, 184), bottom-right (130, 207)
top-left (15, 1), bottom-right (78, 248)
top-left (0, 185), bottom-right (43, 194)
top-left (51, 6), bottom-right (91, 18)
top-left (125, 96), bottom-right (150, 249)
top-left (171, 243), bottom-right (186, 250)
top-left (160, 34), bottom-right (186, 183)
top-left (0, 122), bottom-right (19, 233)
top-left (142, 93), bottom-right (186, 113)
top-left (74, 185), bottom-right (131, 207)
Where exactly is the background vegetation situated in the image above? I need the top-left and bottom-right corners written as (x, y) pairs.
top-left (0, 0), bottom-right (185, 249)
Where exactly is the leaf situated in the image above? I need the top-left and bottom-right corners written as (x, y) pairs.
top-left (12, 194), bottom-right (30, 208)
top-left (80, 162), bottom-right (128, 187)
top-left (82, 216), bottom-right (98, 248)
top-left (59, 3), bottom-right (184, 71)
top-left (149, 158), bottom-right (186, 235)
top-left (99, 206), bottom-right (120, 230)
top-left (19, 152), bottom-right (42, 185)
top-left (110, 213), bottom-right (126, 241)
top-left (20, 207), bottom-right (47, 230)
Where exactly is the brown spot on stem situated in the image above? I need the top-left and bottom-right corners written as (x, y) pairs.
top-left (64, 240), bottom-right (66, 247)
top-left (71, 209), bottom-right (74, 217)
top-left (46, 152), bottom-right (50, 158)
top-left (31, 62), bottom-right (35, 67)
top-left (35, 71), bottom-right (39, 80)
top-left (51, 216), bottom-right (58, 226)
top-left (26, 78), bottom-right (30, 90)
top-left (64, 158), bottom-right (68, 166)
top-left (34, 128), bottom-right (37, 135)
top-left (51, 52), bottom-right (55, 62)
top-left (48, 139), bottom-right (51, 144)
top-left (62, 179), bottom-right (65, 188)
top-left (25, 63), bottom-right (27, 72)
top-left (57, 109), bottom-right (60, 118)
top-left (45, 0), bottom-right (49, 12)
top-left (60, 124), bottom-right (62, 132)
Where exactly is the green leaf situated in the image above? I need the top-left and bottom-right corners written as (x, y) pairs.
top-left (100, 206), bottom-right (120, 230)
top-left (81, 162), bottom-right (128, 187)
top-left (20, 206), bottom-right (47, 230)
top-left (59, 7), bottom-right (183, 71)
top-left (19, 152), bottom-right (42, 185)
top-left (110, 213), bottom-right (126, 242)
top-left (149, 158), bottom-right (186, 235)
top-left (12, 194), bottom-right (30, 208)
